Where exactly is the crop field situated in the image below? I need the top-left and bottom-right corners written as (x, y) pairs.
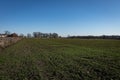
top-left (0, 38), bottom-right (120, 80)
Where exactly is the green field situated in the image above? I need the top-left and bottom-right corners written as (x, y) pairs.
top-left (0, 39), bottom-right (120, 80)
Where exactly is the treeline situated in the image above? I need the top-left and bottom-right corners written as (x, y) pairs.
top-left (67, 35), bottom-right (120, 39)
top-left (32, 32), bottom-right (59, 38)
top-left (0, 31), bottom-right (59, 38)
top-left (1, 31), bottom-right (120, 39)
top-left (24, 32), bottom-right (59, 38)
top-left (20, 32), bottom-right (59, 38)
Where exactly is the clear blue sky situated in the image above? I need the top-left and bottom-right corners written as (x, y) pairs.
top-left (0, 0), bottom-right (120, 36)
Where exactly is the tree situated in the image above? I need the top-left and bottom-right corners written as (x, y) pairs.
top-left (49, 33), bottom-right (52, 38)
top-left (4, 31), bottom-right (10, 35)
top-left (33, 32), bottom-right (42, 38)
top-left (52, 33), bottom-right (58, 38)
top-left (33, 32), bottom-right (37, 38)
top-left (19, 34), bottom-right (24, 38)
top-left (27, 33), bottom-right (32, 38)
top-left (33, 32), bottom-right (59, 38)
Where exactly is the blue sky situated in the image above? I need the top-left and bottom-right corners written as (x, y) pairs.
top-left (0, 0), bottom-right (120, 36)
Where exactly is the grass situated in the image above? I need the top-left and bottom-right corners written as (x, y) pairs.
top-left (0, 38), bottom-right (120, 80)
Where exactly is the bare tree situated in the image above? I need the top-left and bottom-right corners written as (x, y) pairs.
top-left (27, 33), bottom-right (32, 38)
top-left (4, 31), bottom-right (10, 35)
top-left (33, 32), bottom-right (59, 38)
top-left (19, 34), bottom-right (24, 38)
top-left (52, 33), bottom-right (58, 38)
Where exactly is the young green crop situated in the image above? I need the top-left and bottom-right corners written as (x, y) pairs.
top-left (0, 38), bottom-right (120, 80)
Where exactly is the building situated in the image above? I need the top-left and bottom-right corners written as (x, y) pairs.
top-left (8, 33), bottom-right (18, 37)
top-left (0, 34), bottom-right (7, 38)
